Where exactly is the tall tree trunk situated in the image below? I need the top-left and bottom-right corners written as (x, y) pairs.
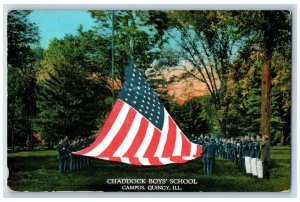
top-left (260, 47), bottom-right (272, 141)
top-left (28, 133), bottom-right (33, 150)
top-left (218, 117), bottom-right (226, 138)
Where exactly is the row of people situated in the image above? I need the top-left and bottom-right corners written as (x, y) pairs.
top-left (57, 136), bottom-right (95, 173)
top-left (190, 134), bottom-right (270, 179)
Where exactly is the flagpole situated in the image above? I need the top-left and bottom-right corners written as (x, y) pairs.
top-left (111, 10), bottom-right (115, 107)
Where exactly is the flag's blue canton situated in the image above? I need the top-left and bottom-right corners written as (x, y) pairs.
top-left (118, 59), bottom-right (165, 130)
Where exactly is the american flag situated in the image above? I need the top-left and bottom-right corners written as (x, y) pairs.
top-left (73, 59), bottom-right (202, 166)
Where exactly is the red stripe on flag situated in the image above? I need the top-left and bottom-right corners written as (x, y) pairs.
top-left (109, 157), bottom-right (122, 163)
top-left (123, 117), bottom-right (149, 157)
top-left (143, 128), bottom-right (161, 158)
top-left (162, 116), bottom-right (177, 157)
top-left (180, 132), bottom-right (191, 156)
top-left (98, 107), bottom-right (137, 157)
top-left (148, 157), bottom-right (163, 166)
top-left (129, 157), bottom-right (142, 166)
top-left (194, 144), bottom-right (202, 157)
top-left (170, 156), bottom-right (189, 164)
top-left (73, 100), bottom-right (124, 155)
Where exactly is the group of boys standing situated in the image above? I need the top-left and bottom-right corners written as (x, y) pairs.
top-left (57, 136), bottom-right (95, 173)
top-left (190, 133), bottom-right (270, 180)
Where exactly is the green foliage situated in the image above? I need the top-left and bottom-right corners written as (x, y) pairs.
top-left (7, 11), bottom-right (41, 150)
top-left (7, 10), bottom-right (292, 148)
top-left (7, 10), bottom-right (40, 69)
top-left (146, 11), bottom-right (170, 45)
top-left (270, 49), bottom-right (291, 145)
top-left (147, 11), bottom-right (291, 141)
top-left (169, 99), bottom-right (209, 137)
top-left (153, 48), bottom-right (182, 68)
top-left (241, 70), bottom-right (261, 135)
top-left (39, 30), bottom-right (111, 79)
top-left (237, 11), bottom-right (291, 140)
top-left (230, 11), bottom-right (291, 141)
top-left (7, 65), bottom-right (24, 144)
top-left (146, 48), bottom-right (182, 105)
top-left (89, 11), bottom-right (160, 80)
top-left (7, 11), bottom-right (40, 80)
top-left (150, 11), bottom-right (257, 137)
top-left (237, 11), bottom-right (291, 52)
top-left (29, 11), bottom-right (168, 147)
top-left (35, 35), bottom-right (111, 144)
top-left (146, 68), bottom-right (173, 107)
top-left (197, 96), bottom-right (219, 134)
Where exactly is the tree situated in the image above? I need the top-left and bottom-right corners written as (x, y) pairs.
top-left (270, 48), bottom-right (291, 145)
top-left (225, 36), bottom-right (291, 143)
top-left (146, 47), bottom-right (183, 107)
top-left (170, 99), bottom-right (209, 138)
top-left (36, 64), bottom-right (110, 147)
top-left (239, 64), bottom-right (262, 136)
top-left (35, 34), bottom-right (111, 147)
top-left (35, 11), bottom-right (166, 146)
top-left (258, 11), bottom-right (291, 141)
top-left (151, 11), bottom-right (255, 137)
top-left (89, 11), bottom-right (163, 80)
top-left (7, 65), bottom-right (24, 148)
top-left (7, 10), bottom-right (39, 69)
top-left (7, 10), bottom-right (40, 151)
top-left (38, 28), bottom-right (111, 81)
top-left (238, 11), bottom-right (291, 140)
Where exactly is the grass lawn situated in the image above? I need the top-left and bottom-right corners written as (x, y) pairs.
top-left (7, 146), bottom-right (290, 192)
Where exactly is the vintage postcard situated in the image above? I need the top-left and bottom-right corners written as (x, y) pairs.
top-left (6, 9), bottom-right (292, 193)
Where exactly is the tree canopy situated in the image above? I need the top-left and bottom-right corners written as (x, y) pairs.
top-left (7, 10), bottom-right (292, 149)
top-left (35, 32), bottom-right (112, 145)
top-left (7, 10), bottom-right (41, 150)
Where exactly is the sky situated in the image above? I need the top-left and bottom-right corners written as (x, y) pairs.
top-left (28, 10), bottom-right (180, 51)
top-left (28, 10), bottom-right (97, 48)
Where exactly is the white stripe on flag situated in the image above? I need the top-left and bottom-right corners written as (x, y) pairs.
top-left (159, 157), bottom-right (173, 164)
top-left (85, 104), bottom-right (130, 157)
top-left (173, 126), bottom-right (182, 156)
top-left (182, 156), bottom-right (194, 160)
top-left (154, 109), bottom-right (169, 157)
top-left (135, 124), bottom-right (154, 157)
top-left (120, 157), bottom-right (130, 164)
top-left (190, 143), bottom-right (197, 157)
top-left (113, 111), bottom-right (142, 157)
top-left (138, 158), bottom-right (151, 165)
